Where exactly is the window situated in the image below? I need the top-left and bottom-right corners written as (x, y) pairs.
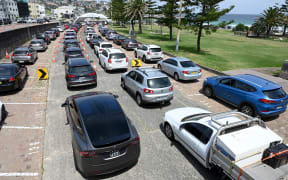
top-left (101, 44), bottom-right (112, 48)
top-left (170, 60), bottom-right (178, 66)
top-left (135, 73), bottom-right (144, 84)
top-left (234, 80), bottom-right (256, 92)
top-left (0, 66), bottom-right (14, 76)
top-left (70, 65), bottom-right (93, 73)
top-left (110, 53), bottom-right (126, 59)
top-left (180, 61), bottom-right (196, 68)
top-left (220, 78), bottom-right (235, 87)
top-left (147, 77), bottom-right (171, 88)
top-left (163, 59), bottom-right (172, 64)
top-left (128, 71), bottom-right (136, 80)
top-left (69, 101), bottom-right (83, 131)
top-left (150, 48), bottom-right (161, 52)
top-left (263, 88), bottom-right (287, 99)
top-left (184, 123), bottom-right (213, 144)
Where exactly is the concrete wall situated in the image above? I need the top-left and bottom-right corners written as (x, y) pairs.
top-left (0, 22), bottom-right (59, 59)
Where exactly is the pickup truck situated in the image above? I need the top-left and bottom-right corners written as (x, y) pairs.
top-left (163, 108), bottom-right (288, 180)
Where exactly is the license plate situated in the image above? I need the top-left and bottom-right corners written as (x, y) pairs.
top-left (276, 106), bottom-right (283, 110)
top-left (110, 151), bottom-right (120, 158)
top-left (19, 61), bottom-right (24, 63)
top-left (192, 72), bottom-right (197, 74)
top-left (116, 60), bottom-right (122, 63)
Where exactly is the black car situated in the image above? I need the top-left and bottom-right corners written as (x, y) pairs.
top-left (64, 47), bottom-right (84, 62)
top-left (121, 39), bottom-right (139, 50)
top-left (65, 58), bottom-right (97, 88)
top-left (99, 28), bottom-right (109, 36)
top-left (89, 37), bottom-right (104, 48)
top-left (51, 28), bottom-right (60, 37)
top-left (63, 40), bottom-right (80, 51)
top-left (36, 33), bottom-right (51, 44)
top-left (113, 35), bottom-right (127, 45)
top-left (0, 63), bottom-right (28, 92)
top-left (62, 92), bottom-right (140, 177)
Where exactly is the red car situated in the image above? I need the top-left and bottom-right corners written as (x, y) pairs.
top-left (64, 24), bottom-right (69, 29)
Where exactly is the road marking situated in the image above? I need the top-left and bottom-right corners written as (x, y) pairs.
top-left (29, 142), bottom-right (40, 146)
top-left (29, 146), bottom-right (40, 151)
top-left (28, 151), bottom-right (40, 155)
top-left (4, 102), bottom-right (46, 105)
top-left (24, 87), bottom-right (46, 90)
top-left (0, 172), bottom-right (39, 177)
top-left (2, 126), bottom-right (43, 129)
top-left (174, 97), bottom-right (189, 107)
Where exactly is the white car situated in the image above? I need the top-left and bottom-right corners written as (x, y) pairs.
top-left (57, 26), bottom-right (64, 32)
top-left (99, 48), bottom-right (128, 72)
top-left (85, 26), bottom-right (94, 34)
top-left (94, 42), bottom-right (113, 56)
top-left (134, 44), bottom-right (163, 63)
top-left (86, 33), bottom-right (97, 42)
top-left (0, 100), bottom-right (7, 123)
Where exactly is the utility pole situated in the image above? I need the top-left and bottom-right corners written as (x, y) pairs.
top-left (175, 0), bottom-right (182, 51)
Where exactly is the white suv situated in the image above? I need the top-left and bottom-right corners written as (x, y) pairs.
top-left (134, 44), bottom-right (163, 63)
top-left (99, 48), bottom-right (128, 72)
top-left (86, 33), bottom-right (97, 42)
top-left (94, 42), bottom-right (113, 57)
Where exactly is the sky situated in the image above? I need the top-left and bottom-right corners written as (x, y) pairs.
top-left (220, 0), bottom-right (286, 14)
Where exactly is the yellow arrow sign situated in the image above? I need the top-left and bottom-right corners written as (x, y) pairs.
top-left (37, 68), bottom-right (48, 80)
top-left (131, 59), bottom-right (142, 67)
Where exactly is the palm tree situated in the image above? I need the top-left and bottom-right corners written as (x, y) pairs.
top-left (261, 7), bottom-right (283, 35)
top-left (125, 0), bottom-right (146, 34)
top-left (281, 0), bottom-right (288, 36)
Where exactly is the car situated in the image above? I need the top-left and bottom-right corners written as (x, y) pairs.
top-left (99, 48), bottom-right (128, 72)
top-left (65, 31), bottom-right (77, 37)
top-left (203, 74), bottom-right (288, 117)
top-left (121, 67), bottom-right (174, 106)
top-left (29, 39), bottom-right (47, 52)
top-left (0, 100), bottom-right (7, 123)
top-left (17, 19), bottom-right (27, 23)
top-left (63, 40), bottom-right (80, 51)
top-left (157, 57), bottom-right (202, 81)
top-left (61, 92), bottom-right (140, 177)
top-left (135, 44), bottom-right (163, 63)
top-left (89, 37), bottom-right (104, 48)
top-left (36, 19), bottom-right (44, 24)
top-left (121, 39), bottom-right (138, 50)
top-left (45, 31), bottom-right (56, 40)
top-left (11, 47), bottom-right (38, 64)
top-left (85, 26), bottom-right (94, 34)
top-left (106, 32), bottom-right (118, 40)
top-left (64, 35), bottom-right (77, 41)
top-left (51, 28), bottom-right (60, 37)
top-left (86, 33), bottom-right (97, 42)
top-left (104, 30), bottom-right (116, 38)
top-left (113, 35), bottom-right (127, 45)
top-left (36, 33), bottom-right (51, 45)
top-left (65, 58), bottom-right (97, 88)
top-left (57, 26), bottom-right (64, 32)
top-left (0, 63), bottom-right (28, 92)
top-left (66, 29), bottom-right (76, 34)
top-left (64, 47), bottom-right (85, 62)
top-left (99, 27), bottom-right (109, 36)
top-left (94, 42), bottom-right (113, 57)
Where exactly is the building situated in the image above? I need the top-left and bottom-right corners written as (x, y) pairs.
top-left (0, 0), bottom-right (19, 21)
top-left (28, 2), bottom-right (45, 18)
top-left (17, 0), bottom-right (29, 18)
top-left (53, 5), bottom-right (76, 19)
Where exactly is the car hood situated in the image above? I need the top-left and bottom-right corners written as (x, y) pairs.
top-left (165, 107), bottom-right (211, 124)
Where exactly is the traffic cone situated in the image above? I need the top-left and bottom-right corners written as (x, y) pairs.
top-left (86, 55), bottom-right (89, 60)
top-left (5, 50), bottom-right (9, 59)
top-left (52, 57), bottom-right (56, 63)
top-left (93, 63), bottom-right (97, 71)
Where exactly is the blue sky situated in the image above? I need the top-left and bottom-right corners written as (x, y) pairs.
top-left (220, 0), bottom-right (286, 14)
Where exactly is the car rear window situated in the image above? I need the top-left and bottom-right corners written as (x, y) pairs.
top-left (119, 36), bottom-right (126, 40)
top-left (263, 88), bottom-right (287, 99)
top-left (101, 44), bottom-right (112, 48)
top-left (31, 41), bottom-right (41, 44)
top-left (129, 39), bottom-right (137, 43)
top-left (68, 50), bottom-right (82, 55)
top-left (147, 77), bottom-right (171, 88)
top-left (70, 65), bottom-right (92, 73)
top-left (180, 61), bottom-right (196, 67)
top-left (150, 48), bottom-right (161, 52)
top-left (78, 96), bottom-right (130, 148)
top-left (0, 67), bottom-right (14, 76)
top-left (14, 51), bottom-right (28, 55)
top-left (110, 53), bottom-right (126, 59)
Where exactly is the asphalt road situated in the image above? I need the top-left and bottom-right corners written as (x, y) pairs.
top-left (42, 28), bottom-right (224, 180)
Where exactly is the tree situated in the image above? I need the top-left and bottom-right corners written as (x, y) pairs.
top-left (261, 7), bottom-right (283, 35)
top-left (157, 0), bottom-right (178, 40)
top-left (125, 0), bottom-right (146, 34)
top-left (183, 0), bottom-right (234, 52)
top-left (234, 23), bottom-right (249, 32)
top-left (281, 0), bottom-right (288, 36)
top-left (250, 17), bottom-right (267, 36)
top-left (111, 0), bottom-right (126, 25)
top-left (146, 0), bottom-right (157, 30)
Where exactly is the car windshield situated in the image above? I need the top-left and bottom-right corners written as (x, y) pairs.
top-left (68, 50), bottom-right (82, 55)
top-left (0, 66), bottom-right (14, 76)
top-left (110, 53), bottom-right (126, 59)
top-left (147, 77), bottom-right (171, 88)
top-left (101, 44), bottom-right (112, 48)
top-left (182, 113), bottom-right (211, 122)
top-left (79, 96), bottom-right (130, 148)
top-left (150, 48), bottom-right (161, 52)
top-left (180, 61), bottom-right (196, 67)
top-left (14, 51), bottom-right (28, 55)
top-left (263, 88), bottom-right (287, 99)
top-left (70, 65), bottom-right (92, 73)
top-left (129, 39), bottom-right (137, 43)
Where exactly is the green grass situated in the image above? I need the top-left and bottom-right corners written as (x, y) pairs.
top-left (110, 24), bottom-right (288, 71)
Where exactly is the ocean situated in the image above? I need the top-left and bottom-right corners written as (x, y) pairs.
top-left (215, 14), bottom-right (259, 27)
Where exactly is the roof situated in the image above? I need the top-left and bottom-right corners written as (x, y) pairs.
top-left (100, 42), bottom-right (112, 45)
top-left (107, 48), bottom-right (123, 54)
top-left (0, 63), bottom-right (16, 67)
top-left (68, 58), bottom-right (90, 66)
top-left (145, 44), bottom-right (161, 48)
top-left (234, 74), bottom-right (280, 90)
top-left (136, 67), bottom-right (166, 78)
top-left (15, 47), bottom-right (29, 51)
top-left (66, 47), bottom-right (82, 51)
top-left (170, 57), bottom-right (191, 62)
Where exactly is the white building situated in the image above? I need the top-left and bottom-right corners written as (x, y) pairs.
top-left (53, 5), bottom-right (76, 19)
top-left (28, 3), bottom-right (45, 18)
top-left (0, 0), bottom-right (19, 21)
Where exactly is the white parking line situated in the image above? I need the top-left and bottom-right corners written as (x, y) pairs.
top-left (28, 151), bottom-right (40, 155)
top-left (29, 142), bottom-right (40, 146)
top-left (3, 102), bottom-right (46, 105)
top-left (0, 172), bottom-right (38, 176)
top-left (2, 126), bottom-right (43, 129)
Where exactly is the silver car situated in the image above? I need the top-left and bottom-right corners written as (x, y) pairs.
top-left (157, 57), bottom-right (202, 81)
top-left (29, 39), bottom-right (47, 51)
top-left (121, 67), bottom-right (174, 106)
top-left (45, 31), bottom-right (56, 40)
top-left (11, 47), bottom-right (38, 64)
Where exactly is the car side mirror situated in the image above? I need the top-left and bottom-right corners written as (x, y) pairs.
top-left (179, 124), bottom-right (185, 130)
top-left (61, 102), bottom-right (68, 107)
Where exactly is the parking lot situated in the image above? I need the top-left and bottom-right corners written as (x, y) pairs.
top-left (0, 24), bottom-right (287, 180)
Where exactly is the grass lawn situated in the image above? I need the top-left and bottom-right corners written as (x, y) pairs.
top-left (110, 25), bottom-right (288, 71)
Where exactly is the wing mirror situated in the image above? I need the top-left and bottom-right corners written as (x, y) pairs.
top-left (61, 102), bottom-right (68, 107)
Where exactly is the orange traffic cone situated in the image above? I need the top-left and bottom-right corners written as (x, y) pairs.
top-left (93, 63), bottom-right (97, 71)
top-left (5, 50), bottom-right (9, 59)
top-left (86, 55), bottom-right (89, 60)
top-left (52, 57), bottom-right (56, 63)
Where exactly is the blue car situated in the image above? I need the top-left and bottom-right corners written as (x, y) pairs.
top-left (203, 74), bottom-right (288, 117)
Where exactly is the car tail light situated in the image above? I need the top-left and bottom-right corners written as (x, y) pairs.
top-left (99, 49), bottom-right (104, 51)
top-left (67, 74), bottom-right (76, 78)
top-left (130, 137), bottom-right (140, 145)
top-left (169, 86), bottom-right (174, 91)
top-left (29, 45), bottom-right (32, 47)
top-left (27, 53), bottom-right (31, 56)
top-left (89, 72), bottom-right (96, 76)
top-left (126, 57), bottom-right (128, 62)
top-left (182, 71), bottom-right (189, 74)
top-left (9, 77), bottom-right (15, 82)
top-left (261, 110), bottom-right (270, 112)
top-left (147, 52), bottom-right (151, 55)
top-left (108, 58), bottom-right (112, 63)
top-left (143, 88), bottom-right (154, 94)
top-left (11, 53), bottom-right (15, 57)
top-left (80, 151), bottom-right (97, 157)
top-left (119, 40), bottom-right (122, 42)
top-left (137, 43), bottom-right (139, 46)
top-left (259, 99), bottom-right (276, 104)
top-left (199, 69), bottom-right (202, 73)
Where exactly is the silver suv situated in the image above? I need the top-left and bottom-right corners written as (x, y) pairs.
top-left (121, 67), bottom-right (174, 106)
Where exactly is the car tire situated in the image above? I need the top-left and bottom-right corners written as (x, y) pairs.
top-left (142, 56), bottom-right (146, 63)
top-left (204, 85), bottom-right (214, 98)
top-left (72, 148), bottom-right (79, 171)
top-left (121, 79), bottom-right (126, 89)
top-left (134, 52), bottom-right (137, 58)
top-left (18, 80), bottom-right (24, 90)
top-left (174, 73), bottom-right (179, 81)
top-left (136, 94), bottom-right (143, 106)
top-left (240, 104), bottom-right (255, 117)
top-left (164, 123), bottom-right (174, 140)
top-left (158, 64), bottom-right (163, 71)
top-left (1, 105), bottom-right (6, 122)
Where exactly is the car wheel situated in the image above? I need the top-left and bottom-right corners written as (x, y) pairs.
top-left (121, 79), bottom-right (126, 89)
top-left (142, 56), bottom-right (146, 63)
top-left (1, 105), bottom-right (6, 122)
top-left (134, 52), bottom-right (137, 58)
top-left (72, 148), bottom-right (79, 171)
top-left (164, 123), bottom-right (174, 140)
top-left (240, 104), bottom-right (255, 117)
top-left (174, 73), bottom-right (179, 81)
top-left (18, 80), bottom-right (24, 90)
top-left (204, 85), bottom-right (214, 98)
top-left (136, 94), bottom-right (143, 106)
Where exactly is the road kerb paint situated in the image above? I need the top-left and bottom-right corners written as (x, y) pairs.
top-left (2, 126), bottom-right (44, 130)
top-left (0, 173), bottom-right (39, 177)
